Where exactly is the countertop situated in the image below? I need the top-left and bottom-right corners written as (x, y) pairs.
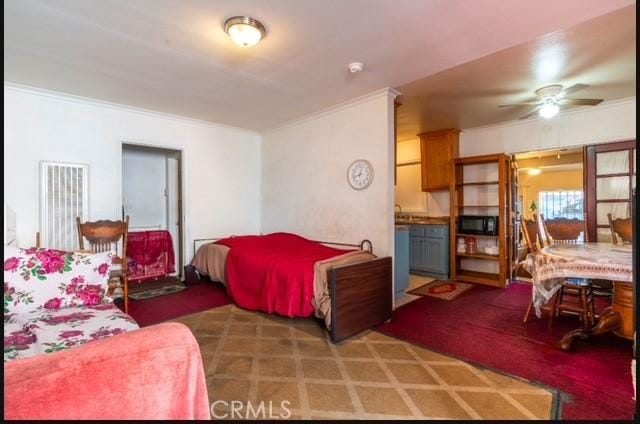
top-left (395, 216), bottom-right (450, 226)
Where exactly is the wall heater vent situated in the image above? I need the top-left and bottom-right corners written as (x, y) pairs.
top-left (40, 161), bottom-right (89, 250)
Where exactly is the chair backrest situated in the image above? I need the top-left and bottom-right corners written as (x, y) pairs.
top-left (520, 214), bottom-right (541, 253)
top-left (76, 216), bottom-right (130, 265)
top-left (607, 213), bottom-right (632, 244)
top-left (540, 214), bottom-right (586, 244)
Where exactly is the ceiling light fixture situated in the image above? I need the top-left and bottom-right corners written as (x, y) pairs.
top-left (538, 99), bottom-right (560, 119)
top-left (528, 168), bottom-right (542, 176)
top-left (224, 16), bottom-right (266, 47)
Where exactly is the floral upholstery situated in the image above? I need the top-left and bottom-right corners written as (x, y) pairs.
top-left (4, 246), bottom-right (114, 313)
top-left (4, 247), bottom-right (139, 362)
top-left (4, 304), bottom-right (138, 362)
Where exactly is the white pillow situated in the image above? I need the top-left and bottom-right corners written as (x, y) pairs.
top-left (4, 246), bottom-right (114, 313)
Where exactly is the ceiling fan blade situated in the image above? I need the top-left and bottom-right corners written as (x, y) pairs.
top-left (557, 98), bottom-right (603, 106)
top-left (498, 101), bottom-right (541, 107)
top-left (556, 83), bottom-right (589, 98)
top-left (519, 105), bottom-right (543, 120)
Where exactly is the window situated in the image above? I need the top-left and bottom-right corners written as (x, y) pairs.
top-left (538, 190), bottom-right (584, 220)
top-left (40, 161), bottom-right (89, 250)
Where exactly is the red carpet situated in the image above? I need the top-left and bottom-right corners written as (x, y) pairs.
top-left (123, 280), bottom-right (231, 327)
top-left (377, 282), bottom-right (634, 420)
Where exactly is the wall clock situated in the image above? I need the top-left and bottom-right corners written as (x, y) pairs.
top-left (347, 159), bottom-right (374, 190)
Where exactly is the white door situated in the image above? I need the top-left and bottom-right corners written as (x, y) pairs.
top-left (122, 147), bottom-right (167, 230)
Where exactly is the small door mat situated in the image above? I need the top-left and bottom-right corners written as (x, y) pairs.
top-left (129, 283), bottom-right (187, 300)
top-left (408, 280), bottom-right (473, 301)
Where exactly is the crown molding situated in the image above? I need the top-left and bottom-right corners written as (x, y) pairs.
top-left (263, 87), bottom-right (401, 135)
top-left (3, 82), bottom-right (261, 136)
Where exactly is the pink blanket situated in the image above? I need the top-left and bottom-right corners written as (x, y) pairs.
top-left (4, 323), bottom-right (210, 420)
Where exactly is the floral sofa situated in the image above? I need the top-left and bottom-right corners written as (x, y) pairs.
top-left (4, 246), bottom-right (139, 362)
top-left (4, 246), bottom-right (211, 419)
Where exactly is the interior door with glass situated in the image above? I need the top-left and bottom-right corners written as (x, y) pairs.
top-left (585, 140), bottom-right (636, 242)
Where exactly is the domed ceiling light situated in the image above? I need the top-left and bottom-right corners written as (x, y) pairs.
top-left (224, 16), bottom-right (266, 47)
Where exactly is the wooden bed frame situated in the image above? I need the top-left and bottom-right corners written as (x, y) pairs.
top-left (184, 237), bottom-right (392, 343)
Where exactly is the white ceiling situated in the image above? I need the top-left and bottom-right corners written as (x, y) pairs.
top-left (4, 0), bottom-right (636, 131)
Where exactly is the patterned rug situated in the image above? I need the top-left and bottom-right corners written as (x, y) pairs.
top-left (173, 305), bottom-right (555, 420)
top-left (408, 280), bottom-right (473, 301)
top-left (128, 283), bottom-right (186, 300)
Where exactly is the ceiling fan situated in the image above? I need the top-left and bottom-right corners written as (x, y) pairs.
top-left (499, 84), bottom-right (603, 119)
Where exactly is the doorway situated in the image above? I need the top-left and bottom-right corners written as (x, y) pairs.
top-left (122, 143), bottom-right (183, 280)
top-left (512, 146), bottom-right (585, 278)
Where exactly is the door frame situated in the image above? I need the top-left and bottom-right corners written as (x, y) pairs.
top-left (121, 142), bottom-right (185, 279)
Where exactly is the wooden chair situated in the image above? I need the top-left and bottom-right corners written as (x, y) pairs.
top-left (521, 214), bottom-right (542, 253)
top-left (539, 214), bottom-right (586, 245)
top-left (607, 213), bottom-right (632, 244)
top-left (76, 216), bottom-right (130, 313)
top-left (540, 214), bottom-right (595, 329)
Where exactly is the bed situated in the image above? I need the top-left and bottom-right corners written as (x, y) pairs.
top-left (185, 232), bottom-right (392, 343)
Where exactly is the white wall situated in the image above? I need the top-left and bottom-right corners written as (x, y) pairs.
top-left (261, 88), bottom-right (398, 258)
top-left (461, 97), bottom-right (636, 156)
top-left (3, 85), bottom-right (262, 262)
top-left (395, 138), bottom-right (450, 216)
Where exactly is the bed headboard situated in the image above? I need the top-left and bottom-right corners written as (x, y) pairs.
top-left (192, 236), bottom-right (373, 259)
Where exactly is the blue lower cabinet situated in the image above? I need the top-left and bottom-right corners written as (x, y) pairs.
top-left (394, 227), bottom-right (410, 296)
top-left (409, 225), bottom-right (449, 279)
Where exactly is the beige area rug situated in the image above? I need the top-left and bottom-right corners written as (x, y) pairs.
top-left (172, 305), bottom-right (556, 420)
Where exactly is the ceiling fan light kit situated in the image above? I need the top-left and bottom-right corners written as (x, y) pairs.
top-left (539, 101), bottom-right (559, 119)
top-left (499, 83), bottom-right (603, 120)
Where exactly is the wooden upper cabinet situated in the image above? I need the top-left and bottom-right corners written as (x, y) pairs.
top-left (419, 128), bottom-right (460, 192)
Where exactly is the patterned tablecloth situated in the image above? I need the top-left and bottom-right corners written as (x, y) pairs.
top-left (525, 243), bottom-right (633, 316)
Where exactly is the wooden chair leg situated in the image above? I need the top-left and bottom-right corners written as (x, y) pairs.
top-left (123, 277), bottom-right (129, 314)
top-left (523, 300), bottom-right (534, 323)
top-left (579, 288), bottom-right (590, 331)
top-left (548, 288), bottom-right (561, 329)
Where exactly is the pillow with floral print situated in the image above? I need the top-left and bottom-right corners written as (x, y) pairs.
top-left (4, 246), bottom-right (114, 313)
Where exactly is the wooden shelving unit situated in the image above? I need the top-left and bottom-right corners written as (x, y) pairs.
top-left (449, 154), bottom-right (512, 288)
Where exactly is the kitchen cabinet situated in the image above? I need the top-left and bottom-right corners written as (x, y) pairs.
top-left (409, 224), bottom-right (449, 279)
top-left (419, 128), bottom-right (460, 192)
top-left (394, 226), bottom-right (410, 297)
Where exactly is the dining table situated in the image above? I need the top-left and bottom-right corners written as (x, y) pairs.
top-left (526, 242), bottom-right (634, 351)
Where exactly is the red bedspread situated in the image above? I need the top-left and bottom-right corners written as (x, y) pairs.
top-left (215, 233), bottom-right (351, 317)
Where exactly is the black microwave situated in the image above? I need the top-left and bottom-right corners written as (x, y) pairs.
top-left (458, 215), bottom-right (499, 236)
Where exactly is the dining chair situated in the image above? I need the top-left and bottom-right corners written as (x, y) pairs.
top-left (607, 213), bottom-right (632, 244)
top-left (76, 216), bottom-right (130, 313)
top-left (539, 214), bottom-right (595, 329)
top-left (539, 214), bottom-right (586, 245)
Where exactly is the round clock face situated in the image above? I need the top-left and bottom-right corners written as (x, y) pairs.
top-left (347, 159), bottom-right (373, 190)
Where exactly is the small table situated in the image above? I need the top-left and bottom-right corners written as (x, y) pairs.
top-left (526, 243), bottom-right (633, 351)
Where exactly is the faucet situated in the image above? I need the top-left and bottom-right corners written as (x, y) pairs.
top-left (394, 204), bottom-right (402, 214)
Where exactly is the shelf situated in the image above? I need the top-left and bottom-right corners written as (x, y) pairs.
top-left (457, 205), bottom-right (500, 208)
top-left (456, 252), bottom-right (500, 260)
top-left (456, 181), bottom-right (499, 187)
top-left (456, 270), bottom-right (501, 286)
top-left (455, 233), bottom-right (499, 238)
